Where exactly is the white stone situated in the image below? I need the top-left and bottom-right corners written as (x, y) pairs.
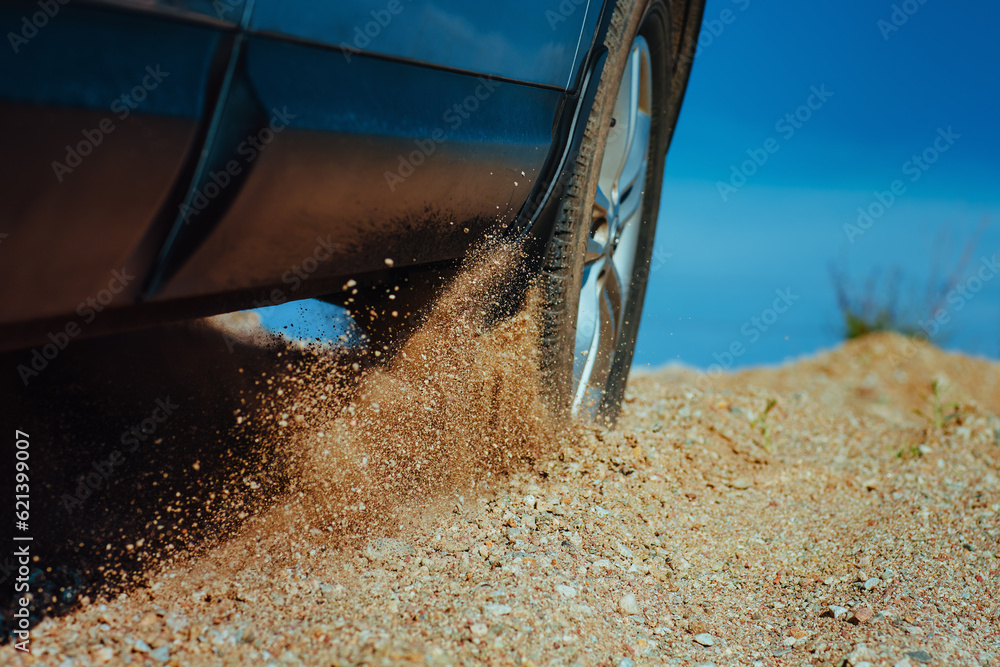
top-left (618, 593), bottom-right (641, 615)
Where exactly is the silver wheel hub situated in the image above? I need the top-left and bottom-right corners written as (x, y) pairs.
top-left (572, 35), bottom-right (652, 416)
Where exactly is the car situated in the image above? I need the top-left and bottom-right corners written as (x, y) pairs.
top-left (0, 0), bottom-right (704, 420)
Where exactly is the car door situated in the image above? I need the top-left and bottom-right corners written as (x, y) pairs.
top-left (0, 0), bottom-right (247, 326)
top-left (149, 1), bottom-right (601, 302)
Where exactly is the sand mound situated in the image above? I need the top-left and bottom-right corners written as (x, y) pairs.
top-left (4, 315), bottom-right (998, 665)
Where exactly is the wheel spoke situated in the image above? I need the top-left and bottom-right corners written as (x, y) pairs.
top-left (585, 237), bottom-right (605, 265)
top-left (593, 185), bottom-right (612, 221)
top-left (603, 258), bottom-right (623, 340)
top-left (613, 157), bottom-right (647, 246)
top-left (615, 113), bottom-right (650, 225)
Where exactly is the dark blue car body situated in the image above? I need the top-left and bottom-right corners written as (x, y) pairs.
top-left (0, 0), bottom-right (702, 350)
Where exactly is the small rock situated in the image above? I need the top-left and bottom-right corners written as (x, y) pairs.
top-left (730, 478), bottom-right (752, 490)
top-left (845, 643), bottom-right (876, 665)
top-left (138, 613), bottom-right (159, 629)
top-left (617, 658), bottom-right (635, 667)
top-left (781, 637), bottom-right (797, 646)
top-left (863, 577), bottom-right (880, 591)
top-left (523, 515), bottom-right (537, 531)
top-left (614, 542), bottom-right (634, 559)
top-left (470, 623), bottom-right (488, 637)
top-left (693, 633), bottom-right (714, 647)
top-left (92, 646), bottom-right (115, 664)
top-left (849, 606), bottom-right (874, 624)
top-left (689, 620), bottom-right (709, 635)
top-left (905, 650), bottom-right (932, 663)
top-left (893, 659), bottom-right (915, 667)
top-left (523, 494), bottom-right (537, 509)
top-left (485, 603), bottom-right (511, 616)
top-left (150, 646), bottom-right (170, 662)
top-left (556, 584), bottom-right (577, 598)
top-left (478, 544), bottom-right (489, 558)
top-left (821, 605), bottom-right (849, 620)
top-left (618, 593), bottom-right (641, 615)
top-left (440, 540), bottom-right (467, 553)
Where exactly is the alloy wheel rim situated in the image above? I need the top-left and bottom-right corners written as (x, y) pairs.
top-left (571, 35), bottom-right (653, 416)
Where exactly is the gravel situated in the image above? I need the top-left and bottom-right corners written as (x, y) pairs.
top-left (3, 332), bottom-right (999, 665)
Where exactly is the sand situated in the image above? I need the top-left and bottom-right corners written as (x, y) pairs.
top-left (4, 328), bottom-right (998, 666)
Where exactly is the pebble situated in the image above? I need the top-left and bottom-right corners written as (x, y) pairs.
top-left (470, 623), bottom-right (488, 637)
top-left (906, 650), bottom-right (932, 663)
top-left (617, 658), bottom-right (635, 667)
top-left (556, 585), bottom-right (577, 598)
top-left (693, 633), bottom-right (714, 647)
top-left (863, 577), bottom-right (880, 590)
top-left (484, 603), bottom-right (511, 616)
top-left (730, 478), bottom-right (752, 490)
top-left (150, 646), bottom-right (170, 662)
top-left (688, 620), bottom-right (709, 635)
top-left (849, 606), bottom-right (874, 624)
top-left (822, 605), bottom-right (849, 620)
top-left (618, 593), bottom-right (641, 615)
top-left (845, 643), bottom-right (876, 665)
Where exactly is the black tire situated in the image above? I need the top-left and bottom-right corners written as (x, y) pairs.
top-left (540, 0), bottom-right (676, 423)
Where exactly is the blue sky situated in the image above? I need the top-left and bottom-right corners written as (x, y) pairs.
top-left (633, 0), bottom-right (1000, 369)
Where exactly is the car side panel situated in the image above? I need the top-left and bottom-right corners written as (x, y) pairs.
top-left (0, 4), bottom-right (227, 324)
top-left (154, 36), bottom-right (562, 301)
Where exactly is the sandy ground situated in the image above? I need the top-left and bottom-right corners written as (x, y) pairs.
top-left (3, 327), bottom-right (999, 666)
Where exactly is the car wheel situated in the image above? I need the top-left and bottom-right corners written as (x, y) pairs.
top-left (539, 0), bottom-right (674, 423)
